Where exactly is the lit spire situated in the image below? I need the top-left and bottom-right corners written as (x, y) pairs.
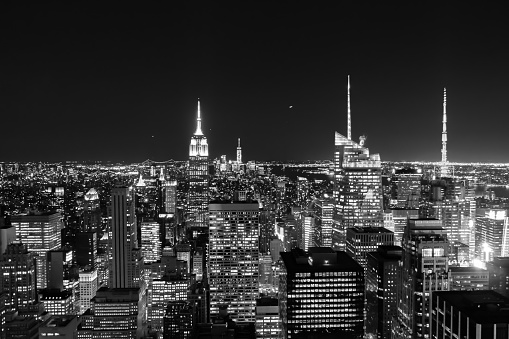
top-left (194, 98), bottom-right (203, 136)
top-left (440, 87), bottom-right (449, 177)
top-left (238, 138), bottom-right (241, 148)
top-left (347, 75), bottom-right (351, 140)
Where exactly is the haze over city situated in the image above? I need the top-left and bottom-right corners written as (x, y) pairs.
top-left (2, 3), bottom-right (508, 163)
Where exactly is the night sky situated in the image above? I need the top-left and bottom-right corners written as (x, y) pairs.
top-left (2, 3), bottom-right (508, 163)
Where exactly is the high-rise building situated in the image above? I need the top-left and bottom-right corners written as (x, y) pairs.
top-left (311, 198), bottom-right (334, 248)
top-left (448, 266), bottom-right (489, 291)
top-left (334, 132), bottom-right (383, 229)
top-left (78, 287), bottom-right (146, 339)
top-left (394, 219), bottom-right (450, 339)
top-left (149, 278), bottom-right (188, 333)
top-left (475, 208), bottom-right (509, 262)
top-left (387, 208), bottom-right (419, 246)
top-left (187, 99), bottom-right (209, 231)
top-left (39, 316), bottom-right (78, 339)
top-left (208, 201), bottom-right (259, 321)
top-left (11, 211), bottom-right (62, 289)
top-left (164, 181), bottom-right (177, 215)
top-left (236, 137), bottom-right (242, 164)
top-left (0, 224), bottom-right (16, 255)
top-left (346, 226), bottom-right (394, 269)
top-left (163, 301), bottom-right (193, 339)
top-left (365, 245), bottom-right (403, 339)
top-left (83, 188), bottom-right (101, 233)
top-left (141, 220), bottom-right (161, 264)
top-left (279, 248), bottom-right (364, 338)
top-left (0, 243), bottom-right (37, 313)
top-left (390, 168), bottom-right (422, 209)
top-left (486, 257), bottom-right (509, 298)
top-left (108, 187), bottom-right (142, 289)
top-left (255, 297), bottom-right (280, 339)
top-left (76, 231), bottom-right (97, 269)
top-left (79, 268), bottom-right (98, 314)
top-left (431, 290), bottom-right (509, 338)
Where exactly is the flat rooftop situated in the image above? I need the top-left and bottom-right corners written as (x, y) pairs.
top-left (281, 248), bottom-right (363, 273)
top-left (434, 290), bottom-right (509, 324)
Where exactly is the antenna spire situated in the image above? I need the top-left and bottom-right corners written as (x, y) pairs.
top-left (194, 98), bottom-right (203, 136)
top-left (440, 88), bottom-right (449, 177)
top-left (347, 75), bottom-right (351, 140)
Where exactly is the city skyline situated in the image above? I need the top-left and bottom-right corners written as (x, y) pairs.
top-left (2, 3), bottom-right (508, 163)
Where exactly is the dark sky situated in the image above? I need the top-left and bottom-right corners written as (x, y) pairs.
top-left (2, 3), bottom-right (508, 163)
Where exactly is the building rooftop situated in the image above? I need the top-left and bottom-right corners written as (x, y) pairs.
top-left (347, 226), bottom-right (393, 234)
top-left (434, 290), bottom-right (509, 324)
top-left (281, 248), bottom-right (363, 273)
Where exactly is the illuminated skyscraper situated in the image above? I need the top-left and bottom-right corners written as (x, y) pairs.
top-left (0, 243), bottom-right (37, 313)
top-left (208, 201), bottom-right (259, 321)
top-left (346, 226), bottom-right (394, 269)
top-left (394, 219), bottom-right (449, 339)
top-left (83, 188), bottom-right (101, 233)
top-left (187, 99), bottom-right (209, 231)
top-left (141, 220), bottom-right (161, 264)
top-left (311, 198), bottom-right (334, 248)
top-left (440, 87), bottom-right (450, 178)
top-left (333, 77), bottom-right (383, 230)
top-left (11, 211), bottom-right (62, 289)
top-left (334, 132), bottom-right (383, 229)
top-left (236, 137), bottom-right (242, 164)
top-left (365, 245), bottom-right (403, 339)
top-left (279, 248), bottom-right (364, 338)
top-left (475, 208), bottom-right (509, 262)
top-left (108, 187), bottom-right (142, 289)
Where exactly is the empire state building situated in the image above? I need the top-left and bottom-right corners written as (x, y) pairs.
top-left (187, 99), bottom-right (209, 231)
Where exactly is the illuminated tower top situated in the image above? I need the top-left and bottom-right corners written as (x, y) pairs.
top-left (347, 75), bottom-right (351, 140)
top-left (189, 99), bottom-right (208, 157)
top-left (440, 88), bottom-right (449, 177)
top-left (194, 98), bottom-right (203, 136)
top-left (236, 138), bottom-right (242, 163)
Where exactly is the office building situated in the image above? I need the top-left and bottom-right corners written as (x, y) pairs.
top-left (0, 243), bottom-right (37, 313)
top-left (365, 246), bottom-right (403, 339)
top-left (475, 208), bottom-right (509, 262)
top-left (387, 208), bottom-right (419, 246)
top-left (255, 297), bottom-right (280, 339)
top-left (390, 168), bottom-right (421, 209)
top-left (346, 226), bottom-right (394, 269)
top-left (78, 287), bottom-right (146, 339)
top-left (39, 315), bottom-right (78, 339)
top-left (141, 220), bottom-right (161, 264)
top-left (0, 224), bottom-right (16, 255)
top-left (108, 187), bottom-right (142, 289)
top-left (163, 301), bottom-right (193, 339)
top-left (76, 231), bottom-right (97, 269)
top-left (279, 248), bottom-right (364, 338)
top-left (448, 266), bottom-right (489, 291)
top-left (208, 201), bottom-right (259, 321)
top-left (11, 211), bottom-right (62, 289)
top-left (486, 257), bottom-right (509, 297)
top-left (79, 269), bottom-right (98, 314)
top-left (311, 198), bottom-right (334, 248)
top-left (83, 188), bottom-right (101, 234)
top-left (4, 314), bottom-right (41, 339)
top-left (149, 278), bottom-right (188, 333)
top-left (431, 290), bottom-right (509, 338)
top-left (187, 99), bottom-right (209, 231)
top-left (394, 219), bottom-right (450, 339)
top-left (334, 133), bottom-right (383, 229)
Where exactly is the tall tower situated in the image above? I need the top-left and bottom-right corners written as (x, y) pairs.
top-left (347, 75), bottom-right (351, 140)
top-left (440, 87), bottom-right (450, 178)
top-left (188, 99), bottom-right (209, 231)
top-left (208, 201), bottom-right (259, 321)
top-left (236, 137), bottom-right (242, 163)
top-left (108, 187), bottom-right (142, 289)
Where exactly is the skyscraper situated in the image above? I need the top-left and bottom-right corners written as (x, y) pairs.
top-left (0, 243), bottom-right (37, 313)
top-left (279, 248), bottom-right (364, 338)
top-left (334, 132), bottom-right (383, 229)
top-left (11, 211), bottom-right (62, 289)
top-left (395, 219), bottom-right (450, 339)
top-left (333, 78), bottom-right (383, 231)
top-left (208, 201), bottom-right (259, 321)
top-left (108, 187), bottom-right (142, 289)
top-left (187, 99), bottom-right (209, 231)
